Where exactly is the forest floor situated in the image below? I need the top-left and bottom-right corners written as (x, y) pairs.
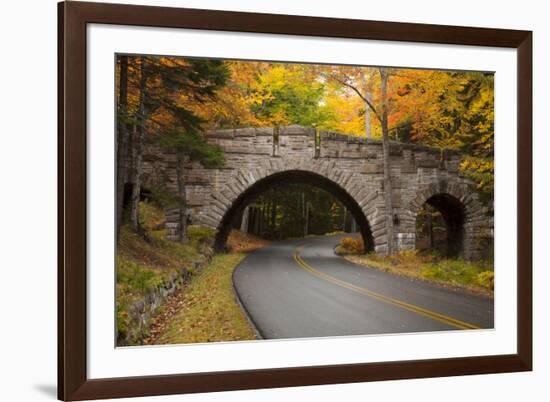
top-left (143, 229), bottom-right (269, 345)
top-left (226, 229), bottom-right (271, 253)
top-left (116, 203), bottom-right (215, 345)
top-left (144, 252), bottom-right (256, 345)
top-left (117, 200), bottom-right (269, 346)
top-left (336, 236), bottom-right (494, 298)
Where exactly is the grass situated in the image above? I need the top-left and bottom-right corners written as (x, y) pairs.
top-left (340, 237), bottom-right (494, 296)
top-left (154, 253), bottom-right (257, 344)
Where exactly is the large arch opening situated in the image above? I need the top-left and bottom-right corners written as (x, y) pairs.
top-left (415, 193), bottom-right (466, 257)
top-left (214, 170), bottom-right (374, 253)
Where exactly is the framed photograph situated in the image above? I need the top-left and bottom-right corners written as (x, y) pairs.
top-left (58, 1), bottom-right (532, 400)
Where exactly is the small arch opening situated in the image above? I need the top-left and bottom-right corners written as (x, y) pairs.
top-left (214, 170), bottom-right (374, 252)
top-left (415, 193), bottom-right (465, 257)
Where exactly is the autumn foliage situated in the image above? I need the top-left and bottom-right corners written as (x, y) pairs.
top-left (178, 60), bottom-right (494, 205)
top-left (336, 236), bottom-right (365, 255)
top-left (117, 56), bottom-right (495, 242)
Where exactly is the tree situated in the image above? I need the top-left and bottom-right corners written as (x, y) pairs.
top-left (116, 56), bottom-right (229, 241)
top-left (246, 184), bottom-right (346, 240)
top-left (325, 66), bottom-right (396, 254)
top-left (190, 61), bottom-right (267, 129)
top-left (129, 56), bottom-right (149, 233)
top-left (149, 58), bottom-right (229, 242)
top-left (402, 71), bottom-right (495, 207)
top-left (249, 64), bottom-right (333, 127)
top-left (320, 65), bottom-right (379, 137)
top-left (116, 55), bottom-right (129, 238)
top-left (360, 70), bottom-right (374, 138)
top-left (379, 68), bottom-right (395, 255)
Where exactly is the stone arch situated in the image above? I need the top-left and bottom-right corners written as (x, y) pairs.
top-left (205, 159), bottom-right (382, 252)
top-left (404, 180), bottom-right (489, 259)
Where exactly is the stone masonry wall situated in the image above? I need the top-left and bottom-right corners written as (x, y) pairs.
top-left (141, 125), bottom-right (490, 259)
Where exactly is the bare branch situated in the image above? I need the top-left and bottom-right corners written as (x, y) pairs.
top-left (327, 74), bottom-right (383, 123)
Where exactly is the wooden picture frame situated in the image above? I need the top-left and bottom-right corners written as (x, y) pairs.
top-left (58, 1), bottom-right (532, 400)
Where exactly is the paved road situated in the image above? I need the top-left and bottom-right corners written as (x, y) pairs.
top-left (233, 234), bottom-right (494, 339)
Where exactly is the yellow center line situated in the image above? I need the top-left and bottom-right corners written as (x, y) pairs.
top-left (293, 245), bottom-right (480, 331)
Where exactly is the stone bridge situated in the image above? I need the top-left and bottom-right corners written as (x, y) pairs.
top-left (141, 125), bottom-right (490, 259)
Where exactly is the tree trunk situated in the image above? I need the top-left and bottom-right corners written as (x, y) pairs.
top-left (255, 207), bottom-right (261, 235)
top-left (301, 192), bottom-right (306, 237)
top-left (427, 209), bottom-right (434, 249)
top-left (130, 57), bottom-right (147, 233)
top-left (176, 151), bottom-right (188, 243)
top-left (259, 204), bottom-right (265, 236)
top-left (380, 68), bottom-right (395, 255)
top-left (116, 55), bottom-right (128, 240)
top-left (271, 196), bottom-right (277, 233)
top-left (365, 100), bottom-right (372, 139)
top-left (249, 208), bottom-right (255, 235)
top-left (240, 206), bottom-right (250, 233)
top-left (304, 202), bottom-right (310, 237)
top-left (342, 207), bottom-right (347, 232)
top-left (361, 72), bottom-right (372, 138)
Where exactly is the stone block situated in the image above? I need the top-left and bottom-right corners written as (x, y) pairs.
top-left (416, 158), bottom-right (439, 168)
top-left (206, 129), bottom-right (234, 139)
top-left (280, 125), bottom-right (313, 136)
top-left (234, 127), bottom-right (257, 137)
top-left (255, 127), bottom-right (274, 136)
top-left (389, 145), bottom-right (403, 156)
top-left (400, 162), bottom-right (416, 173)
top-left (362, 163), bottom-right (383, 174)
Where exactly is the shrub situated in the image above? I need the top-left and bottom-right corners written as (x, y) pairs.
top-left (188, 225), bottom-right (215, 245)
top-left (421, 259), bottom-right (494, 290)
top-left (116, 256), bottom-right (164, 294)
top-left (421, 265), bottom-right (445, 281)
top-left (399, 249), bottom-right (418, 259)
top-left (338, 236), bottom-right (364, 254)
top-left (138, 201), bottom-right (166, 233)
top-left (476, 271), bottom-right (494, 291)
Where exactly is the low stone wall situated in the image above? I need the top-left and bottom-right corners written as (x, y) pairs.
top-left (117, 252), bottom-right (213, 346)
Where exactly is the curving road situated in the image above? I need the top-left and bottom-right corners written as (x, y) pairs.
top-left (233, 234), bottom-right (493, 339)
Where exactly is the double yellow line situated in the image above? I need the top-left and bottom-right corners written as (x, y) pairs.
top-left (293, 246), bottom-right (479, 331)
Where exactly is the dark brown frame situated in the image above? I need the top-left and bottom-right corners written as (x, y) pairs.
top-left (58, 1), bottom-right (532, 400)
